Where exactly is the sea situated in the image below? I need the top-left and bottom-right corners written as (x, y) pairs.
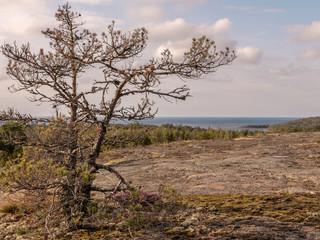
top-left (134, 117), bottom-right (300, 131)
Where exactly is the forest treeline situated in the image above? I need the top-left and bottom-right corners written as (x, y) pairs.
top-left (0, 121), bottom-right (264, 165)
top-left (109, 122), bottom-right (263, 147)
top-left (3, 116), bottom-right (320, 164)
top-left (267, 117), bottom-right (320, 133)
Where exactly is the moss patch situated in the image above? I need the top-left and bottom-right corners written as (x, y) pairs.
top-left (184, 193), bottom-right (320, 226)
top-left (55, 193), bottom-right (320, 239)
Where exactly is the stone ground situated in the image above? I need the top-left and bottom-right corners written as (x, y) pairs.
top-left (2, 132), bottom-right (320, 239)
top-left (96, 132), bottom-right (320, 196)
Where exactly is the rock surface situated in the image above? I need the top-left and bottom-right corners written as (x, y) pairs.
top-left (96, 132), bottom-right (320, 195)
top-left (2, 132), bottom-right (320, 239)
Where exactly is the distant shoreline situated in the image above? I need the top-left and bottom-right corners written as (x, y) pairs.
top-left (137, 117), bottom-right (298, 130)
top-left (238, 124), bottom-right (270, 129)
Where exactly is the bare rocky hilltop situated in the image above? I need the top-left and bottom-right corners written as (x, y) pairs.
top-left (3, 132), bottom-right (320, 239)
top-left (96, 132), bottom-right (320, 195)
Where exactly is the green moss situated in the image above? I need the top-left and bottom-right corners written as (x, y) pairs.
top-left (44, 192), bottom-right (320, 239)
top-left (17, 229), bottom-right (28, 235)
top-left (183, 193), bottom-right (320, 227)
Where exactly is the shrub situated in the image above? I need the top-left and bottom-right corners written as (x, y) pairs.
top-left (0, 121), bottom-right (26, 166)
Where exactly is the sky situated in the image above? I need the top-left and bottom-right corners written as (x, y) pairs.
top-left (1, 0), bottom-right (320, 117)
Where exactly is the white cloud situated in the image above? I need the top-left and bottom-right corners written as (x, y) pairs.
top-left (268, 64), bottom-right (309, 77)
top-left (210, 18), bottom-right (232, 35)
top-left (154, 39), bottom-right (191, 61)
top-left (224, 5), bottom-right (284, 14)
top-left (149, 18), bottom-right (192, 42)
top-left (0, 0), bottom-right (40, 5)
top-left (0, 0), bottom-right (51, 37)
top-left (149, 18), bottom-right (236, 61)
top-left (149, 18), bottom-right (234, 43)
top-left (0, 68), bottom-right (9, 82)
top-left (224, 5), bottom-right (253, 11)
top-left (236, 46), bottom-right (263, 64)
top-left (127, 6), bottom-right (166, 21)
top-left (269, 67), bottom-right (289, 77)
top-left (170, 0), bottom-right (207, 11)
top-left (133, 0), bottom-right (206, 11)
top-left (68, 0), bottom-right (113, 4)
top-left (262, 8), bottom-right (284, 13)
top-left (299, 46), bottom-right (320, 60)
top-left (289, 21), bottom-right (320, 43)
top-left (81, 11), bottom-right (118, 32)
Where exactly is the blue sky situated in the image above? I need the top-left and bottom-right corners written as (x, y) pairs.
top-left (1, 0), bottom-right (320, 117)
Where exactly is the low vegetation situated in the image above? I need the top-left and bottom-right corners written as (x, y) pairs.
top-left (2, 190), bottom-right (320, 239)
top-left (267, 116), bottom-right (320, 133)
top-left (105, 122), bottom-right (265, 148)
top-left (0, 121), bottom-right (25, 166)
top-left (2, 122), bottom-right (320, 238)
top-left (0, 121), bottom-right (264, 166)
